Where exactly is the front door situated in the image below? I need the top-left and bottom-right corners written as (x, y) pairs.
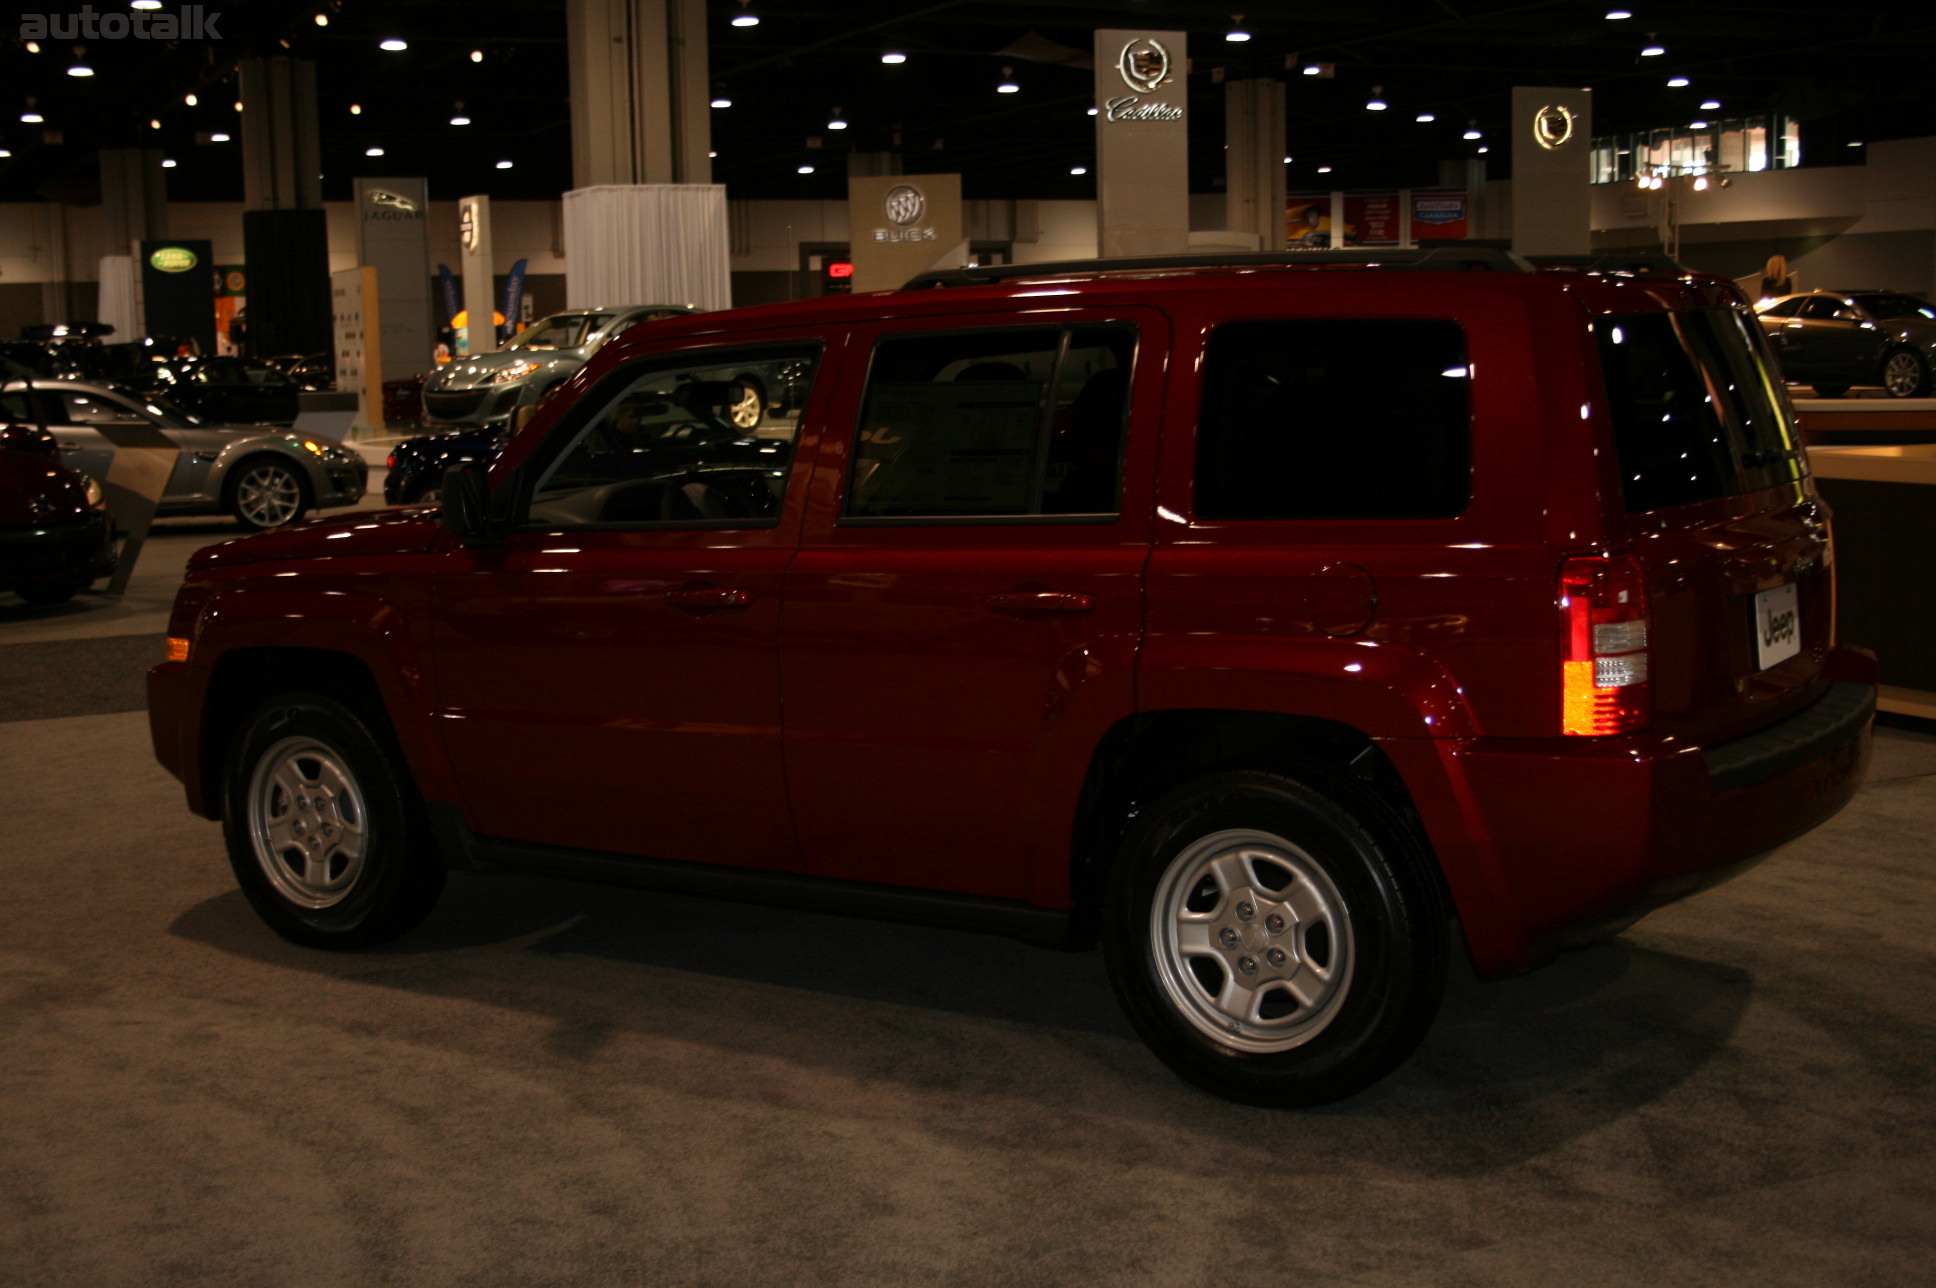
top-left (781, 313), bottom-right (1162, 906)
top-left (430, 336), bottom-right (836, 869)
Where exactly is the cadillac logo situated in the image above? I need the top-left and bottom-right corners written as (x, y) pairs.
top-left (459, 201), bottom-right (480, 252)
top-left (883, 184), bottom-right (926, 227)
top-left (367, 188), bottom-right (420, 214)
top-left (1533, 104), bottom-right (1576, 151)
top-left (1117, 37), bottom-right (1171, 94)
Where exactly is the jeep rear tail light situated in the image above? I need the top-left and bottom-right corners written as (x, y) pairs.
top-left (1560, 555), bottom-right (1650, 736)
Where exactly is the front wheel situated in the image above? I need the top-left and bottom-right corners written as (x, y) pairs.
top-left (221, 693), bottom-right (445, 948)
top-left (228, 458), bottom-right (310, 531)
top-left (1882, 348), bottom-right (1931, 398)
top-left (1103, 770), bottom-right (1447, 1106)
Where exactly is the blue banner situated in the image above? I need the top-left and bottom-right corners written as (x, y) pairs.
top-left (501, 259), bottom-right (528, 343)
top-left (437, 264), bottom-right (460, 325)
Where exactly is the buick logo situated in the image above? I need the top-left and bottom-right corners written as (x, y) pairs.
top-left (883, 184), bottom-right (926, 227)
top-left (1533, 104), bottom-right (1575, 150)
top-left (1117, 37), bottom-right (1171, 95)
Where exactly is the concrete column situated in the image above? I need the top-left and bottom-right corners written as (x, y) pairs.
top-left (100, 149), bottom-right (169, 249)
top-left (1094, 29), bottom-right (1190, 258)
top-left (238, 58), bottom-right (323, 212)
top-left (568, 0), bottom-right (711, 187)
top-left (1509, 86), bottom-right (1593, 256)
top-left (459, 195), bottom-right (496, 359)
top-left (1224, 80), bottom-right (1287, 251)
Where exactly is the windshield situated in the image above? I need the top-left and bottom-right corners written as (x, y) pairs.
top-left (1852, 293), bottom-right (1936, 322)
top-left (509, 314), bottom-right (612, 352)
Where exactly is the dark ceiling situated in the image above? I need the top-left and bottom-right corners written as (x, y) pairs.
top-left (4, 0), bottom-right (1935, 208)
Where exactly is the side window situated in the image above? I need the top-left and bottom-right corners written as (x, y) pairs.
top-left (1799, 298), bottom-right (1843, 321)
top-left (1758, 298), bottom-right (1805, 318)
top-left (1195, 319), bottom-right (1471, 520)
top-left (525, 343), bottom-right (819, 529)
top-left (846, 325), bottom-right (1134, 519)
top-left (59, 392), bottom-right (136, 425)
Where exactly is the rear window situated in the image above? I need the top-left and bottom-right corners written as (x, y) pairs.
top-left (1195, 319), bottom-right (1471, 520)
top-left (1595, 309), bottom-right (1803, 513)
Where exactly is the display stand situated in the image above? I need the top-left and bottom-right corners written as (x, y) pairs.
top-left (1809, 443), bottom-right (1936, 720)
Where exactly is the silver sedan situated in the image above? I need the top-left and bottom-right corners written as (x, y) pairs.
top-left (0, 380), bottom-right (366, 530)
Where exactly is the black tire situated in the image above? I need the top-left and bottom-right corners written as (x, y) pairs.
top-left (728, 375), bottom-right (766, 431)
top-left (1102, 769), bottom-right (1448, 1107)
top-left (221, 693), bottom-right (445, 949)
top-left (1882, 348), bottom-right (1931, 399)
top-left (14, 580), bottom-right (85, 605)
top-left (1811, 384), bottom-right (1848, 399)
top-left (226, 456), bottom-right (311, 531)
top-left (408, 476), bottom-right (443, 506)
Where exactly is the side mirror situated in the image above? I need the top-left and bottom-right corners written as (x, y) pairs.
top-left (439, 464), bottom-right (529, 548)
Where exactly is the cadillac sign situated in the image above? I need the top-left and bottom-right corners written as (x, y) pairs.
top-left (1104, 36), bottom-right (1183, 123)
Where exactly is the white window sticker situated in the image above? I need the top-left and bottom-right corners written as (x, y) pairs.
top-left (1754, 583), bottom-right (1800, 671)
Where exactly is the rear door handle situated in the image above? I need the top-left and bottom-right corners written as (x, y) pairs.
top-left (665, 587), bottom-right (750, 611)
top-left (987, 591), bottom-right (1094, 614)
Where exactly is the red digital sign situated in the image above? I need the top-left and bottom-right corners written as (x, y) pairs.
top-left (827, 262), bottom-right (855, 278)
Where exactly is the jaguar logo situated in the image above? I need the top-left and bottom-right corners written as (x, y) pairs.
top-left (883, 184), bottom-right (926, 227)
top-left (1117, 37), bottom-right (1171, 95)
top-left (367, 188), bottom-right (420, 214)
top-left (1533, 104), bottom-right (1575, 151)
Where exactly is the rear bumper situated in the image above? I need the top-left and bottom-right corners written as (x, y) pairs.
top-left (1407, 652), bottom-right (1876, 974)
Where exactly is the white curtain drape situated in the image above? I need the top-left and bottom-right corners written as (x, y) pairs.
top-left (561, 184), bottom-right (731, 313)
top-left (96, 255), bottom-right (139, 340)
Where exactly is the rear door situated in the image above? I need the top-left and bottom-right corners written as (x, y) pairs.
top-left (1593, 304), bottom-right (1831, 743)
top-left (780, 310), bottom-right (1163, 905)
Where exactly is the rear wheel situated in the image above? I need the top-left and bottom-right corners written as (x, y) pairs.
top-left (222, 693), bottom-right (444, 948)
top-left (228, 457), bottom-right (310, 530)
top-left (1103, 769), bottom-right (1447, 1106)
top-left (728, 375), bottom-right (765, 430)
top-left (1882, 348), bottom-right (1930, 398)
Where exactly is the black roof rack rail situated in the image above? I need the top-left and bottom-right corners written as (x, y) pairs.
top-left (903, 245), bottom-right (1536, 290)
top-left (1525, 252), bottom-right (1692, 276)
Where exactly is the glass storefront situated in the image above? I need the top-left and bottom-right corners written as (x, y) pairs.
top-left (1591, 115), bottom-right (1801, 183)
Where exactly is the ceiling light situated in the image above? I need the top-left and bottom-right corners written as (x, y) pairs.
top-left (24, 41), bottom-right (39, 53)
top-left (1282, 155), bottom-right (1293, 164)
top-left (796, 164), bottom-right (815, 174)
top-left (0, 149), bottom-right (11, 158)
top-left (379, 39), bottom-right (407, 52)
top-left (210, 132), bottom-right (230, 142)
top-left (184, 93), bottom-right (197, 106)
top-left (314, 13), bottom-right (328, 26)
top-left (21, 112), bottom-right (44, 123)
top-left (1086, 106), bottom-right (1098, 116)
top-left (997, 66), bottom-right (1019, 93)
top-left (1693, 176), bottom-right (1709, 190)
top-left (881, 52), bottom-right (906, 64)
top-left (1848, 140), bottom-right (1864, 147)
top-left (149, 118), bottom-right (160, 129)
top-left (1301, 64), bottom-right (1322, 76)
top-left (1316, 165), bottom-right (1333, 174)
top-left (1416, 112), bottom-right (1436, 123)
top-left (233, 101), bottom-right (243, 112)
top-left (1366, 86), bottom-right (1387, 111)
top-left (710, 96), bottom-right (731, 108)
top-left (451, 115), bottom-right (471, 126)
top-left (1070, 166), bottom-right (1088, 175)
top-left (365, 146), bottom-right (383, 156)
top-left (1477, 146), bottom-right (1490, 154)
top-left (1701, 100), bottom-right (1721, 110)
top-left (496, 159), bottom-right (513, 169)
top-left (731, 2), bottom-right (759, 26)
top-left (471, 50), bottom-right (484, 63)
top-left (1690, 120), bottom-right (1708, 129)
top-left (132, 1), bottom-right (163, 9)
top-left (68, 63), bottom-right (93, 78)
top-left (1668, 77), bottom-right (1689, 87)
top-left (349, 103), bottom-right (361, 115)
top-left (1463, 125), bottom-right (1482, 140)
top-left (1226, 16), bottom-right (1251, 42)
top-left (1605, 8), bottom-right (1632, 17)
top-left (161, 158), bottom-right (175, 167)
top-left (1641, 41), bottom-right (1665, 56)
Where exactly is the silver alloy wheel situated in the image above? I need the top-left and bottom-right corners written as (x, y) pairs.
top-left (245, 734), bottom-right (371, 910)
top-left (1151, 827), bottom-right (1355, 1054)
top-left (728, 379), bottom-right (763, 430)
top-left (1883, 350), bottom-right (1927, 397)
top-left (235, 461), bottom-right (303, 528)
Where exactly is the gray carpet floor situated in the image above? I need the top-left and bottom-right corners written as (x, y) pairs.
top-left (3, 529), bottom-right (1934, 1286)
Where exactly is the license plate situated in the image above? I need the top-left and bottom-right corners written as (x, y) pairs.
top-left (1754, 583), bottom-right (1800, 671)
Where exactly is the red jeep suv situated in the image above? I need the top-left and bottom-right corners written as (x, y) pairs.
top-left (149, 250), bottom-right (1876, 1106)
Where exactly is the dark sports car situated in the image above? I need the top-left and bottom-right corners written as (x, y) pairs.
top-left (0, 423), bottom-right (117, 605)
top-left (1754, 290), bottom-right (1936, 398)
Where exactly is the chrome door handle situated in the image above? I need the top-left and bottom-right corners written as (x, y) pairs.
top-left (665, 587), bottom-right (750, 610)
top-left (987, 591), bottom-right (1094, 614)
